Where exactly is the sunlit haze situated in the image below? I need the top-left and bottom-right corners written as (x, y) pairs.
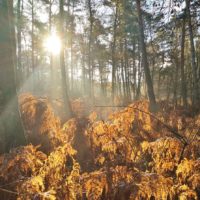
top-left (44, 34), bottom-right (61, 55)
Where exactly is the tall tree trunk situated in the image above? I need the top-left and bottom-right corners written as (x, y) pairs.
top-left (135, 41), bottom-right (141, 100)
top-left (124, 38), bottom-right (130, 100)
top-left (119, 40), bottom-right (126, 99)
top-left (31, 0), bottom-right (35, 92)
top-left (70, 1), bottom-right (75, 92)
top-left (136, 0), bottom-right (157, 111)
top-left (121, 58), bottom-right (126, 100)
top-left (173, 55), bottom-right (179, 106)
top-left (132, 39), bottom-right (137, 99)
top-left (111, 0), bottom-right (118, 103)
top-left (59, 0), bottom-right (72, 118)
top-left (31, 0), bottom-right (34, 74)
top-left (136, 55), bottom-right (142, 100)
top-left (88, 0), bottom-right (94, 98)
top-left (166, 76), bottom-right (171, 101)
top-left (0, 0), bottom-right (26, 152)
top-left (82, 44), bottom-right (87, 95)
top-left (98, 61), bottom-right (104, 97)
top-left (185, 0), bottom-right (199, 105)
top-left (180, 15), bottom-right (187, 106)
top-left (49, 0), bottom-right (54, 98)
top-left (157, 53), bottom-right (165, 100)
top-left (157, 68), bottom-right (161, 100)
top-left (17, 0), bottom-right (22, 88)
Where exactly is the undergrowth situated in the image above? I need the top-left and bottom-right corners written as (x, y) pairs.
top-left (0, 94), bottom-right (199, 199)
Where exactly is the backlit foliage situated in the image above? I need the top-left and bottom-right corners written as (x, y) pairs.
top-left (19, 94), bottom-right (69, 153)
top-left (146, 137), bottom-right (183, 175)
top-left (0, 95), bottom-right (200, 199)
top-left (17, 144), bottom-right (80, 200)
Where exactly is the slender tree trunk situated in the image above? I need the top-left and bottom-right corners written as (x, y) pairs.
top-left (157, 69), bottom-right (161, 100)
top-left (49, 0), bottom-right (54, 98)
top-left (17, 0), bottom-right (22, 88)
top-left (166, 76), bottom-right (171, 101)
top-left (180, 15), bottom-right (187, 106)
top-left (119, 40), bottom-right (126, 99)
top-left (185, 0), bottom-right (199, 105)
top-left (70, 1), bottom-right (75, 92)
top-left (0, 0), bottom-right (26, 153)
top-left (59, 0), bottom-right (72, 118)
top-left (70, 35), bottom-right (74, 91)
top-left (124, 38), bottom-right (131, 100)
top-left (121, 58), bottom-right (126, 99)
top-left (132, 39), bottom-right (137, 99)
top-left (197, 54), bottom-right (200, 90)
top-left (31, 0), bottom-right (35, 92)
top-left (136, 0), bottom-right (157, 111)
top-left (124, 40), bottom-right (128, 99)
top-left (151, 58), bottom-right (155, 84)
top-left (111, 1), bottom-right (118, 103)
top-left (82, 44), bottom-right (87, 95)
top-left (136, 56), bottom-right (142, 100)
top-left (173, 56), bottom-right (179, 106)
top-left (98, 62), bottom-right (103, 97)
top-left (31, 0), bottom-right (34, 73)
top-left (157, 53), bottom-right (165, 100)
top-left (88, 0), bottom-right (94, 98)
top-left (135, 41), bottom-right (141, 100)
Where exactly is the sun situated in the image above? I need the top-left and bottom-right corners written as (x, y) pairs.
top-left (44, 34), bottom-right (61, 55)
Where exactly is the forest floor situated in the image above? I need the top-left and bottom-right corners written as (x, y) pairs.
top-left (0, 93), bottom-right (200, 200)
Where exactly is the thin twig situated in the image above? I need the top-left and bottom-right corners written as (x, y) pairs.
top-left (0, 187), bottom-right (18, 195)
top-left (178, 143), bottom-right (188, 164)
top-left (95, 105), bottom-right (188, 145)
top-left (0, 179), bottom-right (25, 188)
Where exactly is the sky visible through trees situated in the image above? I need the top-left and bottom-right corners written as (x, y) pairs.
top-left (12, 0), bottom-right (200, 107)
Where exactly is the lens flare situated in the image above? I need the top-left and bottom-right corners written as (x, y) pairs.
top-left (44, 34), bottom-right (61, 55)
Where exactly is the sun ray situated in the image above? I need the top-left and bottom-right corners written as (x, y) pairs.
top-left (44, 33), bottom-right (61, 55)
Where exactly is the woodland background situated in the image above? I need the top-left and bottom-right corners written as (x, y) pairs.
top-left (0, 0), bottom-right (200, 199)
